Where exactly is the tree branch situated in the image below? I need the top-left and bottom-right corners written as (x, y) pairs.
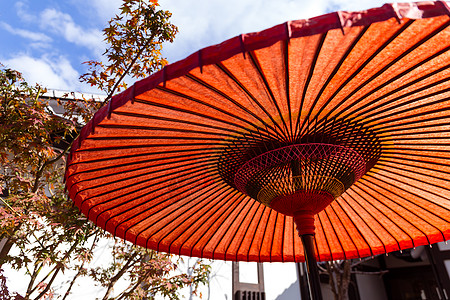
top-left (0, 237), bottom-right (14, 267)
top-left (0, 196), bottom-right (47, 251)
top-left (31, 144), bottom-right (71, 194)
top-left (103, 33), bottom-right (156, 104)
top-left (62, 232), bottom-right (100, 300)
top-left (352, 270), bottom-right (389, 276)
top-left (32, 34), bottom-right (159, 195)
top-left (32, 239), bottom-right (80, 300)
top-left (116, 270), bottom-right (150, 300)
top-left (326, 262), bottom-right (338, 299)
top-left (350, 256), bottom-right (378, 268)
top-left (102, 253), bottom-right (140, 300)
top-left (25, 262), bottom-right (44, 297)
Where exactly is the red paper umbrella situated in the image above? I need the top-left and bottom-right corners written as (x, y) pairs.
top-left (66, 2), bottom-right (450, 298)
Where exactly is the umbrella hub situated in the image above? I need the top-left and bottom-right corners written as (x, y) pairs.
top-left (234, 143), bottom-right (366, 217)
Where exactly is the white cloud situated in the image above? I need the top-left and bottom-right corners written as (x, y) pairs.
top-left (159, 0), bottom-right (334, 62)
top-left (14, 1), bottom-right (35, 23)
top-left (39, 8), bottom-right (104, 57)
top-left (3, 54), bottom-right (100, 93)
top-left (0, 21), bottom-right (52, 43)
top-left (159, 0), bottom-right (414, 63)
top-left (75, 0), bottom-right (122, 22)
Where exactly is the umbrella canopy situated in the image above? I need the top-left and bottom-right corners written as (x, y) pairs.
top-left (66, 1), bottom-right (450, 263)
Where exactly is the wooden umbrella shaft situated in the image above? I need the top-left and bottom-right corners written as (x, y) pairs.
top-left (301, 234), bottom-right (323, 300)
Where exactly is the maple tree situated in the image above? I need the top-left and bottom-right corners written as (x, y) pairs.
top-left (0, 0), bottom-right (210, 299)
top-left (80, 0), bottom-right (177, 100)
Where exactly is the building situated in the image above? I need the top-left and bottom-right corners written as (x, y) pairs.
top-left (230, 241), bottom-right (450, 299)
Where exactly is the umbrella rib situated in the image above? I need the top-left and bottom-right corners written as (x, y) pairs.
top-left (336, 51), bottom-right (450, 121)
top-left (188, 191), bottom-right (248, 259)
top-left (354, 68), bottom-right (450, 122)
top-left (381, 148), bottom-right (450, 157)
top-left (379, 128), bottom-right (450, 139)
top-left (66, 152), bottom-right (218, 180)
top-left (309, 118), bottom-right (324, 190)
top-left (377, 157), bottom-right (450, 179)
top-left (74, 159), bottom-right (215, 192)
top-left (281, 214), bottom-right (286, 263)
top-left (284, 39), bottom-right (293, 141)
top-left (373, 119), bottom-right (450, 137)
top-left (355, 127), bottom-right (380, 168)
top-left (328, 44), bottom-right (450, 121)
top-left (362, 171), bottom-right (450, 240)
top-left (334, 197), bottom-right (374, 257)
top-left (361, 93), bottom-right (450, 127)
top-left (354, 179), bottom-right (433, 247)
top-left (292, 217), bottom-right (298, 262)
top-left (195, 191), bottom-right (248, 259)
top-left (95, 124), bottom-right (238, 139)
top-left (111, 110), bottom-right (267, 138)
top-left (184, 73), bottom-right (280, 136)
top-left (258, 208), bottom-right (274, 262)
top-left (360, 120), bottom-right (449, 144)
top-left (102, 175), bottom-right (213, 237)
top-left (113, 186), bottom-right (243, 257)
top-left (132, 97), bottom-right (255, 135)
top-left (365, 97), bottom-right (450, 133)
top-left (87, 135), bottom-right (233, 143)
top-left (247, 50), bottom-right (291, 142)
top-left (321, 19), bottom-right (450, 122)
top-left (113, 171), bottom-right (222, 239)
top-left (349, 186), bottom-right (406, 251)
top-left (372, 118), bottom-right (450, 139)
top-left (307, 20), bottom-right (414, 128)
top-left (74, 159), bottom-right (216, 201)
top-left (67, 148), bottom-right (219, 169)
top-left (154, 85), bottom-right (271, 133)
top-left (245, 204), bottom-right (268, 262)
top-left (215, 62), bottom-right (288, 142)
top-left (382, 138), bottom-right (450, 145)
top-left (205, 193), bottom-right (251, 260)
top-left (343, 192), bottom-right (388, 254)
top-left (317, 213), bottom-right (335, 261)
top-left (80, 166), bottom-right (217, 218)
top-left (140, 181), bottom-right (227, 251)
top-left (362, 174), bottom-right (447, 242)
top-left (298, 25), bottom-right (370, 136)
top-left (329, 203), bottom-right (360, 258)
top-left (157, 186), bottom-right (238, 255)
top-left (87, 167), bottom-right (219, 223)
top-left (357, 97), bottom-right (450, 137)
top-left (368, 167), bottom-right (450, 209)
top-left (383, 142), bottom-right (450, 147)
top-left (268, 211), bottom-right (279, 262)
top-left (295, 32), bottom-right (327, 140)
top-left (223, 199), bottom-right (261, 262)
top-left (376, 116), bottom-right (450, 135)
top-left (323, 209), bottom-right (347, 260)
top-left (70, 142), bottom-right (236, 152)
top-left (162, 186), bottom-right (234, 249)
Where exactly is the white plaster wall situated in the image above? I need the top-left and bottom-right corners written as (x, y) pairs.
top-left (264, 263), bottom-right (301, 300)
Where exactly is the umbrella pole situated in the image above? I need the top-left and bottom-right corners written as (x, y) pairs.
top-left (301, 234), bottom-right (323, 300)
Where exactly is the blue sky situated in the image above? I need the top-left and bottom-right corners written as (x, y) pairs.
top-left (0, 0), bottom-right (406, 95)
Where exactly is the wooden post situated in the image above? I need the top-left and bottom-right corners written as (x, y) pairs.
top-left (301, 234), bottom-right (323, 300)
